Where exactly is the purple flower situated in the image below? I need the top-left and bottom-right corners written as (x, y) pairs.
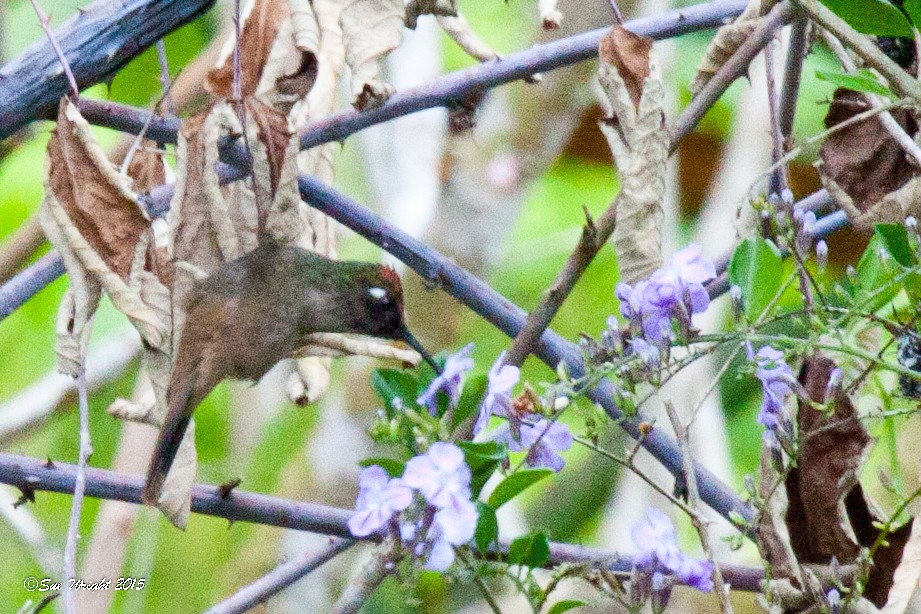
top-left (753, 345), bottom-right (794, 445)
top-left (423, 498), bottom-right (479, 571)
top-left (827, 588), bottom-right (841, 613)
top-left (499, 418), bottom-right (573, 472)
top-left (474, 352), bottom-right (520, 435)
top-left (615, 245), bottom-right (715, 349)
top-left (630, 338), bottom-right (661, 371)
top-left (402, 442), bottom-right (472, 511)
top-left (631, 508), bottom-right (714, 593)
top-left (417, 343), bottom-right (475, 415)
top-left (348, 466), bottom-right (414, 537)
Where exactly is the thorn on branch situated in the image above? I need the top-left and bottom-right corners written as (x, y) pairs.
top-left (29, 0), bottom-right (79, 99)
top-left (219, 477), bottom-right (242, 499)
top-left (43, 457), bottom-right (55, 469)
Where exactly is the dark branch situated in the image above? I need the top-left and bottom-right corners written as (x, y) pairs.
top-left (0, 452), bottom-right (765, 592)
top-left (0, 0), bottom-right (216, 139)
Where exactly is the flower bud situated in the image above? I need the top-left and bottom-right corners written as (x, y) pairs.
top-left (815, 240), bottom-right (828, 272)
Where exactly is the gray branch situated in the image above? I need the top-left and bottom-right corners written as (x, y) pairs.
top-left (0, 452), bottom-right (766, 592)
top-left (0, 0), bottom-right (216, 139)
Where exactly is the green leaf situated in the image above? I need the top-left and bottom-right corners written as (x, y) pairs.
top-left (728, 236), bottom-right (783, 319)
top-left (507, 532), bottom-right (550, 568)
top-left (370, 369), bottom-right (419, 418)
top-left (474, 502), bottom-right (498, 552)
top-left (908, 0), bottom-right (921, 26)
top-left (852, 234), bottom-right (900, 311)
top-left (458, 441), bottom-right (508, 497)
top-left (819, 0), bottom-right (913, 37)
top-left (815, 69), bottom-right (894, 98)
top-left (488, 468), bottom-right (553, 509)
top-left (876, 224), bottom-right (917, 267)
top-left (548, 600), bottom-right (587, 614)
top-left (451, 374), bottom-right (488, 431)
top-left (358, 457), bottom-right (405, 478)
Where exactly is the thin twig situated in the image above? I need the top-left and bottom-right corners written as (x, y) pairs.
top-left (765, 38), bottom-right (790, 197)
top-left (505, 202), bottom-right (617, 366)
top-left (669, 1), bottom-right (796, 151)
top-left (778, 16), bottom-right (809, 140)
top-left (155, 40), bottom-right (175, 116)
top-left (62, 367), bottom-right (92, 614)
top-left (456, 548), bottom-right (503, 614)
top-left (664, 402), bottom-right (732, 614)
top-left (330, 550), bottom-right (394, 614)
top-left (29, 0), bottom-right (78, 98)
top-left (205, 538), bottom-right (356, 614)
top-left (0, 215), bottom-right (45, 283)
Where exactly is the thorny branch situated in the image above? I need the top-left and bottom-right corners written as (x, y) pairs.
top-left (0, 452), bottom-right (767, 591)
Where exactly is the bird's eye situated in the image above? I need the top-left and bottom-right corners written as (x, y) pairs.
top-left (368, 287), bottom-right (388, 301)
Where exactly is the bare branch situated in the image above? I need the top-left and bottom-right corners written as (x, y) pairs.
top-left (669, 2), bottom-right (796, 150)
top-left (665, 402), bottom-right (732, 614)
top-left (205, 538), bottom-right (355, 614)
top-left (330, 551), bottom-right (394, 614)
top-left (0, 452), bottom-right (767, 591)
top-left (0, 0), bottom-right (216, 139)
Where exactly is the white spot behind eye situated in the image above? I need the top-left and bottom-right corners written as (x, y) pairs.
top-left (369, 287), bottom-right (387, 300)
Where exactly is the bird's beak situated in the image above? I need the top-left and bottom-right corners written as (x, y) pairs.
top-left (401, 325), bottom-right (442, 374)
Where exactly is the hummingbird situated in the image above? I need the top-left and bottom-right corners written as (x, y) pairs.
top-left (141, 238), bottom-right (437, 506)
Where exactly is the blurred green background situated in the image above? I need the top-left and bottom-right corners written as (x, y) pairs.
top-left (0, 0), bottom-right (884, 611)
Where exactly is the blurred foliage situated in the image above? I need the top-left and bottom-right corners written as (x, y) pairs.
top-left (0, 0), bottom-right (902, 612)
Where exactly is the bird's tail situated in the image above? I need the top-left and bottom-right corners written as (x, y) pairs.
top-left (141, 389), bottom-right (193, 506)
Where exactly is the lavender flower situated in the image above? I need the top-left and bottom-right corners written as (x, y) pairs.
top-left (347, 466), bottom-right (414, 537)
top-left (615, 245), bottom-right (715, 348)
top-left (417, 343), bottom-right (475, 415)
top-left (827, 588), bottom-right (841, 614)
top-left (423, 499), bottom-right (479, 571)
top-left (631, 508), bottom-right (714, 592)
top-left (402, 442), bottom-right (473, 512)
top-left (474, 352), bottom-right (520, 435)
top-left (500, 418), bottom-right (573, 472)
top-left (753, 345), bottom-right (794, 446)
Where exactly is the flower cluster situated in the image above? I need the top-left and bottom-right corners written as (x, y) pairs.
top-left (752, 345), bottom-right (795, 447)
top-left (473, 352), bottom-right (573, 473)
top-left (349, 443), bottom-right (478, 571)
top-left (631, 508), bottom-right (714, 593)
top-left (615, 244), bottom-right (716, 348)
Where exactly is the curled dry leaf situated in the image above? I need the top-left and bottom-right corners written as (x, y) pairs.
top-left (758, 354), bottom-right (915, 609)
top-left (757, 448), bottom-right (806, 589)
top-left (818, 88), bottom-right (921, 231)
top-left (437, 13), bottom-right (500, 63)
top-left (405, 0), bottom-right (456, 29)
top-left (881, 517), bottom-right (921, 613)
top-left (538, 0), bottom-right (562, 30)
top-left (789, 354), bottom-right (870, 564)
top-left (40, 99), bottom-right (170, 360)
top-left (207, 0), bottom-right (317, 111)
top-left (689, 0), bottom-right (772, 95)
top-left (597, 26), bottom-right (667, 283)
top-left (340, 0), bottom-right (405, 109)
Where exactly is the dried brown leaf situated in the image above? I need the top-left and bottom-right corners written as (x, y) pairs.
top-left (207, 0), bottom-right (289, 98)
top-left (597, 26), bottom-right (667, 284)
top-left (758, 449), bottom-right (805, 588)
top-left (689, 0), bottom-right (768, 95)
top-left (598, 26), bottom-right (652, 112)
top-left (789, 354), bottom-right (870, 564)
top-left (818, 88), bottom-right (921, 231)
top-left (47, 100), bottom-right (150, 281)
top-left (125, 142), bottom-right (166, 193)
top-left (340, 0), bottom-right (404, 109)
top-left (881, 518), bottom-right (921, 612)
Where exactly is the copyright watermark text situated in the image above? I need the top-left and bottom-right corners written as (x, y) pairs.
top-left (23, 577), bottom-right (147, 592)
